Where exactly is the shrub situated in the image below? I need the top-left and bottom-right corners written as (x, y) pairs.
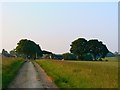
top-left (63, 53), bottom-right (77, 60)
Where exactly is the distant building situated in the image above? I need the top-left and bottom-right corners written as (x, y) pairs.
top-left (42, 50), bottom-right (53, 59)
top-left (41, 50), bottom-right (63, 60)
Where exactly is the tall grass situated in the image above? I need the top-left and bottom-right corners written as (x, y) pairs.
top-left (2, 57), bottom-right (24, 88)
top-left (36, 59), bottom-right (118, 88)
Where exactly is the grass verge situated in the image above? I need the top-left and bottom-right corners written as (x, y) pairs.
top-left (2, 57), bottom-right (24, 88)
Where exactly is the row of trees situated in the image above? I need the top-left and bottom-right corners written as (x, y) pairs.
top-left (15, 38), bottom-right (109, 61)
top-left (1, 38), bottom-right (110, 61)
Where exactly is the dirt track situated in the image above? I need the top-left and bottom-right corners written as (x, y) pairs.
top-left (8, 61), bottom-right (58, 89)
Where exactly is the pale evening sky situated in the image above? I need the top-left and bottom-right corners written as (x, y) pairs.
top-left (0, 2), bottom-right (118, 54)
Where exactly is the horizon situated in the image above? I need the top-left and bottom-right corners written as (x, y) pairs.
top-left (1, 2), bottom-right (118, 54)
top-left (0, 37), bottom-right (118, 54)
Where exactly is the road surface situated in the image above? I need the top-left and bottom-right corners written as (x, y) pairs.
top-left (8, 61), bottom-right (57, 89)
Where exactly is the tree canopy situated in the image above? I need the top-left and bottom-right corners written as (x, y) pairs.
top-left (16, 39), bottom-right (42, 59)
top-left (70, 38), bottom-right (109, 61)
top-left (86, 39), bottom-right (109, 60)
top-left (70, 38), bottom-right (87, 60)
top-left (2, 49), bottom-right (10, 57)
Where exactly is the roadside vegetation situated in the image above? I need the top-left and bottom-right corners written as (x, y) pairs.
top-left (2, 57), bottom-right (24, 88)
top-left (36, 58), bottom-right (118, 88)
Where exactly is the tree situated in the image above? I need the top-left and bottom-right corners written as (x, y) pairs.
top-left (63, 53), bottom-right (77, 60)
top-left (106, 52), bottom-right (115, 57)
top-left (16, 39), bottom-right (42, 59)
top-left (114, 52), bottom-right (120, 56)
top-left (70, 38), bottom-right (87, 60)
top-left (2, 49), bottom-right (10, 57)
top-left (86, 39), bottom-right (109, 60)
top-left (42, 50), bottom-right (53, 54)
top-left (70, 38), bottom-right (109, 61)
top-left (99, 44), bottom-right (109, 59)
top-left (10, 49), bottom-right (17, 57)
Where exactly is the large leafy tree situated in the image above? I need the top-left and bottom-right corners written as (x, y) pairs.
top-left (16, 39), bottom-right (42, 59)
top-left (70, 38), bottom-right (109, 60)
top-left (70, 38), bottom-right (87, 60)
top-left (87, 40), bottom-right (109, 60)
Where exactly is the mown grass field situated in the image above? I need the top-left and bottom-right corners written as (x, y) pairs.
top-left (36, 57), bottom-right (118, 88)
top-left (2, 57), bottom-right (24, 88)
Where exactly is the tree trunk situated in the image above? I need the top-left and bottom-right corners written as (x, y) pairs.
top-left (93, 54), bottom-right (97, 61)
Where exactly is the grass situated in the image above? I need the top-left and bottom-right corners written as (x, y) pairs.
top-left (2, 57), bottom-right (24, 88)
top-left (35, 58), bottom-right (118, 88)
top-left (103, 57), bottom-right (119, 62)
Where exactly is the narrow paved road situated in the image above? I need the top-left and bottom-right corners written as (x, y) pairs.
top-left (8, 61), bottom-right (56, 88)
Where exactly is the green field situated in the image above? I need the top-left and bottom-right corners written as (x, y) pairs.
top-left (2, 57), bottom-right (24, 88)
top-left (36, 57), bottom-right (118, 88)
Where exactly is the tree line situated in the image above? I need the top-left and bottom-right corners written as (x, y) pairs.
top-left (1, 38), bottom-right (119, 61)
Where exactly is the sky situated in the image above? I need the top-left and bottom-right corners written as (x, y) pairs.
top-left (0, 2), bottom-right (118, 54)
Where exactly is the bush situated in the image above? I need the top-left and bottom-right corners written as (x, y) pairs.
top-left (63, 53), bottom-right (77, 60)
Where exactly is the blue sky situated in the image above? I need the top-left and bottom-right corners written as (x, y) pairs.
top-left (1, 2), bottom-right (118, 54)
